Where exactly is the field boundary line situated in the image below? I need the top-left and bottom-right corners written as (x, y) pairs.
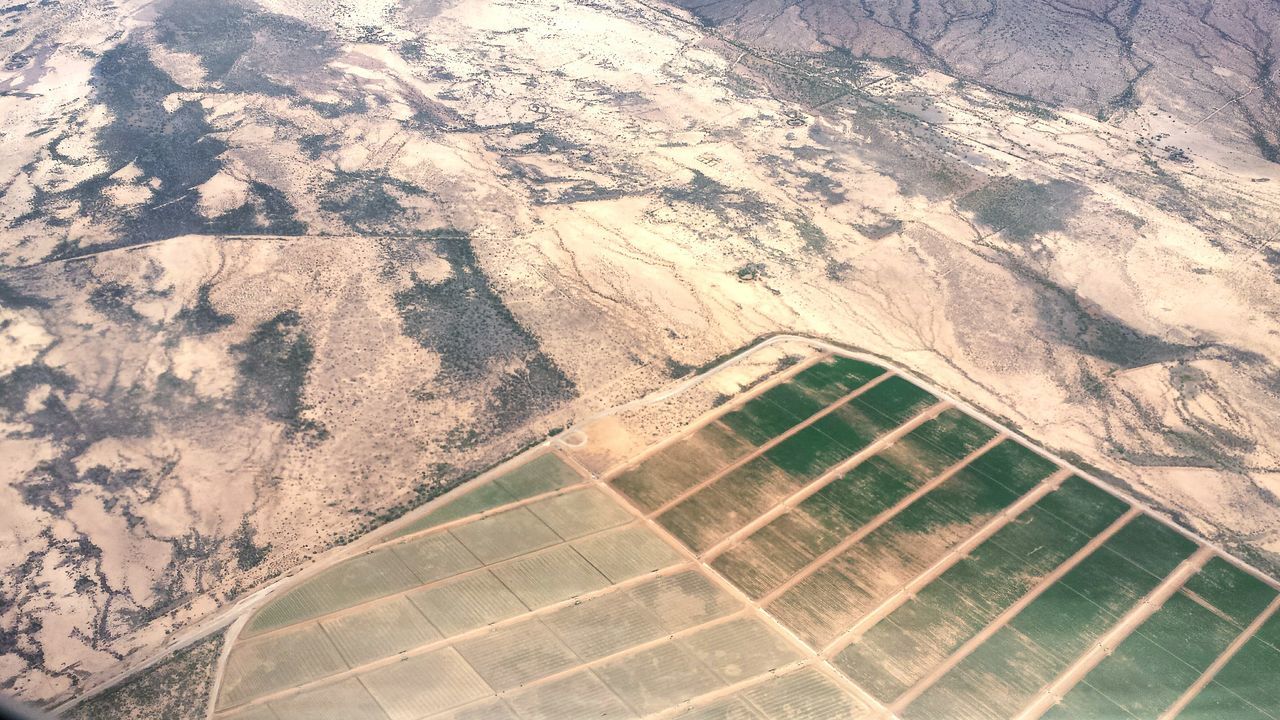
top-left (820, 467), bottom-right (1072, 655)
top-left (643, 659), bottom-right (814, 720)
top-left (369, 477), bottom-right (596, 550)
top-left (233, 515), bottom-right (643, 645)
top-left (490, 610), bottom-right (751, 702)
top-left (1159, 593), bottom-right (1280, 720)
top-left (1012, 546), bottom-right (1215, 720)
top-left (212, 558), bottom-right (698, 715)
top-left (885, 506), bottom-right (1142, 713)
top-left (1179, 587), bottom-right (1238, 626)
top-left (592, 351), bottom-right (834, 481)
top-left (588, 444), bottom-right (893, 717)
top-left (204, 615), bottom-right (249, 720)
top-left (745, 422), bottom-right (992, 602)
top-left (702, 401), bottom-right (959, 563)
top-left (647, 372), bottom-right (897, 517)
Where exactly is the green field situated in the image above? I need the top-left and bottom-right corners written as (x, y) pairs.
top-left (833, 477), bottom-right (1130, 696)
top-left (1172, 591), bottom-right (1280, 720)
top-left (660, 403), bottom-right (981, 555)
top-left (901, 515), bottom-right (1196, 718)
top-left (713, 438), bottom-right (1054, 599)
top-left (1044, 589), bottom-right (1249, 719)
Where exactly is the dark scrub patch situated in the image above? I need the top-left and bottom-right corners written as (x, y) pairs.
top-left (393, 233), bottom-right (576, 444)
top-left (230, 310), bottom-right (327, 442)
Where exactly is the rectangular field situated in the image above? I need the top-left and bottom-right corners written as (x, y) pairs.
top-left (392, 452), bottom-right (585, 538)
top-left (1161, 588), bottom-right (1280, 719)
top-left (610, 358), bottom-right (888, 518)
top-left (831, 477), bottom-right (1138, 697)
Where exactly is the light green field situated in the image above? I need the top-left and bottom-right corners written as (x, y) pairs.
top-left (488, 544), bottom-right (611, 608)
top-left (319, 596), bottom-right (440, 667)
top-left (570, 522), bottom-right (685, 582)
top-left (392, 453), bottom-right (585, 538)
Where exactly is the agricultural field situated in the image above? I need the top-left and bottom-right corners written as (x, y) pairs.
top-left (211, 441), bottom-right (870, 718)
top-left (208, 350), bottom-right (1279, 719)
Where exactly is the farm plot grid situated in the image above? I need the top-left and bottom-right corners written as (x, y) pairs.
top-left (213, 444), bottom-right (874, 720)
top-left (594, 353), bottom-right (1280, 719)
top-left (212, 349), bottom-right (1280, 720)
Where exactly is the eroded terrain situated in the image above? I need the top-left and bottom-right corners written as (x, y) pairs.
top-left (1, 0), bottom-right (1279, 706)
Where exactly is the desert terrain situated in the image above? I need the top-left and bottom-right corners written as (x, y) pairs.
top-left (1, 0), bottom-right (1279, 711)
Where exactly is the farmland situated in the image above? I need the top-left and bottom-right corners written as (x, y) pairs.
top-left (208, 346), bottom-right (1279, 719)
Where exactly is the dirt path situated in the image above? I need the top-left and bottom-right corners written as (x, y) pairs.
top-left (1013, 546), bottom-right (1215, 720)
top-left (887, 507), bottom-right (1142, 713)
top-left (203, 614), bottom-right (249, 719)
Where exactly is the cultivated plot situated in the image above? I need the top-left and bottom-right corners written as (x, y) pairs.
top-left (593, 352), bottom-right (1280, 719)
top-left (213, 442), bottom-right (869, 719)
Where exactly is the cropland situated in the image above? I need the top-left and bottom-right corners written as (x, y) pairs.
top-left (206, 345), bottom-right (1280, 719)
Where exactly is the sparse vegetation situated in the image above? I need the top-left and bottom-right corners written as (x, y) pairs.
top-left (63, 631), bottom-right (224, 720)
top-left (319, 170), bottom-right (426, 234)
top-left (87, 281), bottom-right (141, 321)
top-left (174, 284), bottom-right (234, 335)
top-left (735, 262), bottom-right (768, 281)
top-left (231, 517), bottom-right (270, 571)
top-left (958, 176), bottom-right (1085, 241)
top-left (666, 358), bottom-right (696, 378)
top-left (230, 310), bottom-right (326, 442)
top-left (853, 217), bottom-right (902, 239)
top-left (393, 233), bottom-right (576, 442)
top-left (0, 279), bottom-right (48, 309)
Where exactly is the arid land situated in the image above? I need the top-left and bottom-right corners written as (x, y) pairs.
top-left (0, 0), bottom-right (1278, 708)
